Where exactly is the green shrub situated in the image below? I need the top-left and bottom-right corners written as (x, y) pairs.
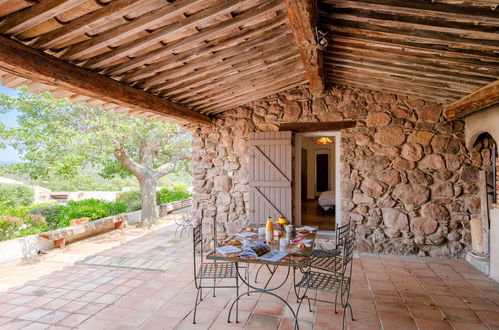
top-left (17, 214), bottom-right (48, 237)
top-left (57, 199), bottom-right (127, 226)
top-left (29, 204), bottom-right (60, 220)
top-left (0, 184), bottom-right (34, 208)
top-left (0, 215), bottom-right (23, 241)
top-left (157, 185), bottom-right (191, 204)
top-left (116, 190), bottom-right (141, 212)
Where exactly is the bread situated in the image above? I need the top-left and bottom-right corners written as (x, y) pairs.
top-left (297, 229), bottom-right (309, 234)
top-left (227, 240), bottom-right (241, 246)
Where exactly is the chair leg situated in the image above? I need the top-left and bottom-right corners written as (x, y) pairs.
top-left (348, 302), bottom-right (355, 321)
top-left (295, 286), bottom-right (309, 330)
top-left (193, 287), bottom-right (201, 324)
top-left (236, 277), bottom-right (239, 323)
top-left (334, 291), bottom-right (339, 313)
top-left (245, 265), bottom-right (250, 296)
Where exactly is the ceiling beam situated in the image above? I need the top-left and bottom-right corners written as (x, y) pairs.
top-left (444, 80), bottom-right (499, 119)
top-left (0, 35), bottom-right (211, 125)
top-left (285, 0), bottom-right (325, 96)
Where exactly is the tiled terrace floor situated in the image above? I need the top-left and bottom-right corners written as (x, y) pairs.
top-left (0, 222), bottom-right (498, 330)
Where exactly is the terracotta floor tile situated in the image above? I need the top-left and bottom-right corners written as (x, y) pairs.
top-left (76, 302), bottom-right (107, 315)
top-left (0, 318), bottom-right (12, 326)
top-left (21, 322), bottom-right (50, 329)
top-left (449, 320), bottom-right (489, 330)
top-left (58, 313), bottom-right (91, 327)
top-left (253, 300), bottom-right (284, 317)
top-left (37, 311), bottom-right (70, 324)
top-left (0, 320), bottom-right (31, 330)
top-left (0, 303), bottom-right (17, 314)
top-left (18, 308), bottom-right (52, 321)
top-left (379, 311), bottom-right (417, 330)
top-left (474, 309), bottom-right (499, 328)
top-left (431, 294), bottom-right (468, 308)
top-left (42, 299), bottom-right (70, 310)
top-left (441, 307), bottom-right (482, 324)
top-left (278, 317), bottom-right (312, 330)
top-left (245, 314), bottom-right (280, 329)
top-left (142, 316), bottom-right (179, 330)
top-left (413, 317), bottom-right (453, 330)
top-left (8, 305), bottom-right (35, 317)
top-left (76, 317), bottom-right (116, 330)
top-left (0, 223), bottom-right (495, 330)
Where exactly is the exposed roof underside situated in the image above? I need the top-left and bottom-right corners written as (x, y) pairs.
top-left (320, 0), bottom-right (499, 104)
top-left (0, 0), bottom-right (306, 118)
top-left (0, 0), bottom-right (497, 122)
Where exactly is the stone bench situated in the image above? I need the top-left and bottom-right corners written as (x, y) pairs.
top-left (39, 214), bottom-right (129, 248)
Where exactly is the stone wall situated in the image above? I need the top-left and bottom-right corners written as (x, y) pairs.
top-left (190, 85), bottom-right (479, 256)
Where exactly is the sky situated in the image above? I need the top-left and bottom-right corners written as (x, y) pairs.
top-left (0, 84), bottom-right (21, 163)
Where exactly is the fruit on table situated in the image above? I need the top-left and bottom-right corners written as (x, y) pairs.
top-left (276, 217), bottom-right (288, 225)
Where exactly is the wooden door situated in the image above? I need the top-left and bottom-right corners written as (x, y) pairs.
top-left (249, 131), bottom-right (292, 223)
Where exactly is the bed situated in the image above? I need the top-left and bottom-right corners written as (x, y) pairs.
top-left (318, 190), bottom-right (336, 211)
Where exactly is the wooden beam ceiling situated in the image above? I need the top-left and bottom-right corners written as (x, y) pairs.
top-left (285, 0), bottom-right (325, 96)
top-left (0, 35), bottom-right (211, 124)
top-left (319, 0), bottom-right (499, 104)
top-left (0, 0), bottom-right (307, 118)
top-left (0, 0), bottom-right (497, 119)
top-left (444, 80), bottom-right (499, 119)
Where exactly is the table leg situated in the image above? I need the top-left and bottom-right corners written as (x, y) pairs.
top-left (227, 263), bottom-right (300, 329)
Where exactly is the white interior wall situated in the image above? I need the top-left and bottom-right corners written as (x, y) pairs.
top-left (301, 137), bottom-right (335, 199)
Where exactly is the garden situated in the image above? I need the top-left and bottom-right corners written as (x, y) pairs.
top-left (0, 183), bottom-right (191, 242)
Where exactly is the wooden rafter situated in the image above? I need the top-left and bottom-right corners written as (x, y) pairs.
top-left (285, 0), bottom-right (325, 96)
top-left (31, 0), bottom-right (143, 50)
top-left (444, 80), bottom-right (499, 119)
top-left (0, 35), bottom-right (211, 125)
top-left (0, 0), bottom-right (84, 36)
top-left (118, 15), bottom-right (288, 82)
top-left (102, 0), bottom-right (285, 74)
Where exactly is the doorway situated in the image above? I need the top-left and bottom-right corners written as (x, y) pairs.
top-left (294, 132), bottom-right (341, 231)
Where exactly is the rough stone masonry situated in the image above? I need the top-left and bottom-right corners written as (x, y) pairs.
top-left (189, 85), bottom-right (481, 257)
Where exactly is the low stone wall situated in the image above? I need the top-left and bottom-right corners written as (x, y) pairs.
top-left (0, 235), bottom-right (53, 264)
top-left (0, 198), bottom-right (192, 264)
top-left (190, 85), bottom-right (480, 257)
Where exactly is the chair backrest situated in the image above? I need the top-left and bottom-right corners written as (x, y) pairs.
top-left (193, 224), bottom-right (203, 277)
top-left (340, 229), bottom-right (356, 279)
top-left (335, 221), bottom-right (351, 247)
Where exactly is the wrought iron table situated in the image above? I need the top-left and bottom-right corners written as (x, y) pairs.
top-left (206, 224), bottom-right (318, 328)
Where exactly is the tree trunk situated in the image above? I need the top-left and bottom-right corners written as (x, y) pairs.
top-left (138, 174), bottom-right (158, 227)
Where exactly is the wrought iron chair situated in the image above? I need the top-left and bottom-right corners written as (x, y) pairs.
top-left (295, 229), bottom-right (356, 330)
top-left (192, 224), bottom-right (244, 324)
top-left (308, 221), bottom-right (351, 272)
top-left (174, 212), bottom-right (192, 238)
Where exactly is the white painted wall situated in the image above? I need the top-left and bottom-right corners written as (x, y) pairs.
top-left (464, 105), bottom-right (499, 283)
top-left (490, 209), bottom-right (499, 283)
top-left (301, 137), bottom-right (336, 199)
top-left (465, 104), bottom-right (499, 148)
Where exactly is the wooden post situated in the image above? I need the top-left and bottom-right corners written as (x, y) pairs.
top-left (479, 170), bottom-right (490, 255)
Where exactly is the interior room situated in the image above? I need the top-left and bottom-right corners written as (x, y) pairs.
top-left (300, 135), bottom-right (336, 231)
